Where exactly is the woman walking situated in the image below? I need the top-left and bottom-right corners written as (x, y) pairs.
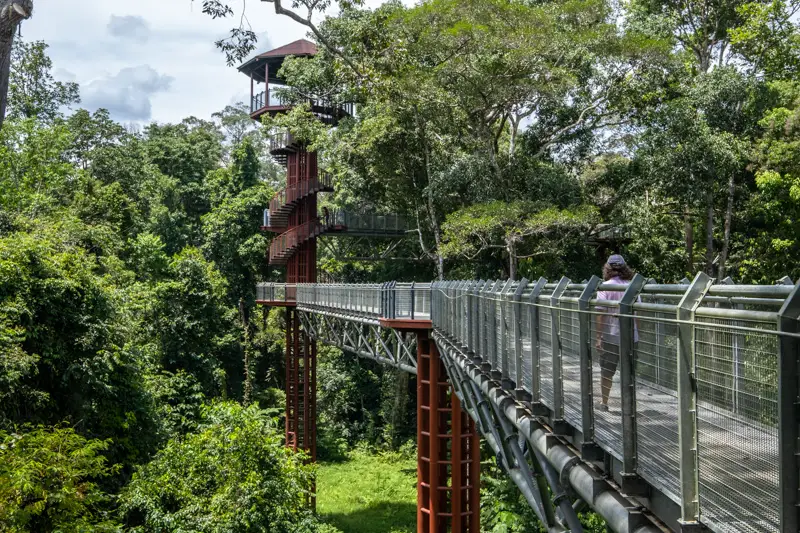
top-left (594, 254), bottom-right (638, 411)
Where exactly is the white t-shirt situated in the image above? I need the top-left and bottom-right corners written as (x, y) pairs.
top-left (597, 276), bottom-right (639, 344)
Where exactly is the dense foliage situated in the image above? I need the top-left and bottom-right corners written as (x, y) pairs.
top-left (2, 0), bottom-right (800, 530)
top-left (217, 0), bottom-right (800, 285)
top-left (0, 39), bottom-right (332, 531)
top-left (120, 403), bottom-right (318, 533)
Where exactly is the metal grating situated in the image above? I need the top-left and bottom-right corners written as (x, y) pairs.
top-left (590, 301), bottom-right (623, 459)
top-left (539, 296), bottom-right (554, 409)
top-left (560, 299), bottom-right (582, 429)
top-left (695, 317), bottom-right (779, 533)
top-left (520, 293), bottom-right (533, 391)
top-left (634, 303), bottom-right (681, 503)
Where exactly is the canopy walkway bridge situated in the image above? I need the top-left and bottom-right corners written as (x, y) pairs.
top-left (240, 38), bottom-right (799, 533)
top-left (256, 277), bottom-right (800, 533)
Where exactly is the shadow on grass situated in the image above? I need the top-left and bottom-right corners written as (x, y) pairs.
top-left (322, 501), bottom-right (417, 533)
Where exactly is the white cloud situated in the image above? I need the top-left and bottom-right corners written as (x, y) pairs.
top-left (108, 15), bottom-right (152, 43)
top-left (22, 0), bottom-right (412, 124)
top-left (82, 66), bottom-right (174, 122)
top-left (54, 68), bottom-right (77, 83)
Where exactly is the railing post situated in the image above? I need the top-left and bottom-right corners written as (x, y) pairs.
top-left (619, 273), bottom-right (646, 495)
top-left (456, 281), bottom-right (463, 335)
top-left (430, 281), bottom-right (437, 325)
top-left (528, 278), bottom-right (547, 410)
top-left (512, 279), bottom-right (529, 397)
top-left (383, 282), bottom-right (389, 318)
top-left (489, 281), bottom-right (503, 373)
top-left (499, 280), bottom-right (514, 386)
top-left (471, 281), bottom-right (484, 355)
top-left (677, 272), bottom-right (713, 529)
top-left (551, 277), bottom-right (570, 431)
top-left (778, 283), bottom-right (800, 533)
top-left (578, 275), bottom-right (601, 459)
top-left (479, 282), bottom-right (490, 362)
top-left (410, 282), bottom-right (416, 320)
top-left (460, 281), bottom-right (470, 344)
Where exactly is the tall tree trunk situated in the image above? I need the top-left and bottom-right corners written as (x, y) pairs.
top-left (507, 236), bottom-right (517, 281)
top-left (388, 370), bottom-right (409, 450)
top-left (704, 190), bottom-right (715, 276)
top-left (0, 1), bottom-right (32, 129)
top-left (719, 173), bottom-right (735, 280)
top-left (426, 187), bottom-right (444, 280)
top-left (239, 298), bottom-right (253, 405)
top-left (684, 206), bottom-right (694, 275)
top-left (508, 115), bottom-right (520, 157)
top-left (417, 111), bottom-right (445, 280)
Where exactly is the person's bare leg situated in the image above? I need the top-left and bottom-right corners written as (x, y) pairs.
top-left (600, 369), bottom-right (612, 405)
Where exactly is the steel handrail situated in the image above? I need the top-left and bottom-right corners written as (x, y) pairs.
top-left (251, 89), bottom-right (354, 117)
top-left (268, 174), bottom-right (334, 221)
top-left (269, 219), bottom-right (327, 263)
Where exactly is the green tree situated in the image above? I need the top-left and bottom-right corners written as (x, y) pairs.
top-left (734, 80), bottom-right (800, 282)
top-left (66, 109), bottom-right (126, 170)
top-left (0, 426), bottom-right (120, 532)
top-left (7, 40), bottom-right (79, 122)
top-left (212, 102), bottom-right (261, 148)
top-left (0, 117), bottom-right (76, 218)
top-left (441, 202), bottom-right (597, 280)
top-left (120, 402), bottom-right (321, 533)
top-left (143, 119), bottom-right (224, 253)
top-left (147, 247), bottom-right (237, 394)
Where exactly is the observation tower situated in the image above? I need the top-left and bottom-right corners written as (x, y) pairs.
top-left (239, 39), bottom-right (344, 462)
top-left (239, 39), bottom-right (405, 462)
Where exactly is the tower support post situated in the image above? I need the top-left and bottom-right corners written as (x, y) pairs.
top-left (417, 330), bottom-right (480, 533)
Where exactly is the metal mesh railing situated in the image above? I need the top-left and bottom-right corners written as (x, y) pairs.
top-left (265, 282), bottom-right (433, 322)
top-left (256, 282), bottom-right (297, 303)
top-left (694, 316), bottom-right (779, 533)
top-left (634, 302), bottom-right (680, 501)
top-left (539, 294), bottom-right (554, 410)
top-left (428, 275), bottom-right (799, 533)
top-left (560, 297), bottom-right (582, 430)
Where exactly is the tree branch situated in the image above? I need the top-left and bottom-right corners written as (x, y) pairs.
top-left (263, 0), bottom-right (363, 77)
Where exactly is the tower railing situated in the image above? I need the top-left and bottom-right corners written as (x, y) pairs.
top-left (269, 131), bottom-right (295, 154)
top-left (266, 174), bottom-right (334, 226)
top-left (268, 219), bottom-right (326, 264)
top-left (263, 208), bottom-right (408, 236)
top-left (251, 89), bottom-right (354, 117)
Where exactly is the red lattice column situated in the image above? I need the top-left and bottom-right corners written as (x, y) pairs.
top-left (417, 331), bottom-right (480, 533)
top-left (282, 145), bottom-right (319, 506)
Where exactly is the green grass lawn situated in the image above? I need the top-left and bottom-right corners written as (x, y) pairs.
top-left (316, 449), bottom-right (417, 533)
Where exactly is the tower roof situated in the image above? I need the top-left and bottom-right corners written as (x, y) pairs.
top-left (238, 39), bottom-right (317, 84)
top-left (258, 39), bottom-right (317, 59)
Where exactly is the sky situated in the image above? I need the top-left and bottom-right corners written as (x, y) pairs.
top-left (23, 0), bottom-right (392, 125)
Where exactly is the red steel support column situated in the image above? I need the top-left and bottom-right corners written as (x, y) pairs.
top-left (282, 145), bottom-right (318, 497)
top-left (417, 330), bottom-right (480, 533)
